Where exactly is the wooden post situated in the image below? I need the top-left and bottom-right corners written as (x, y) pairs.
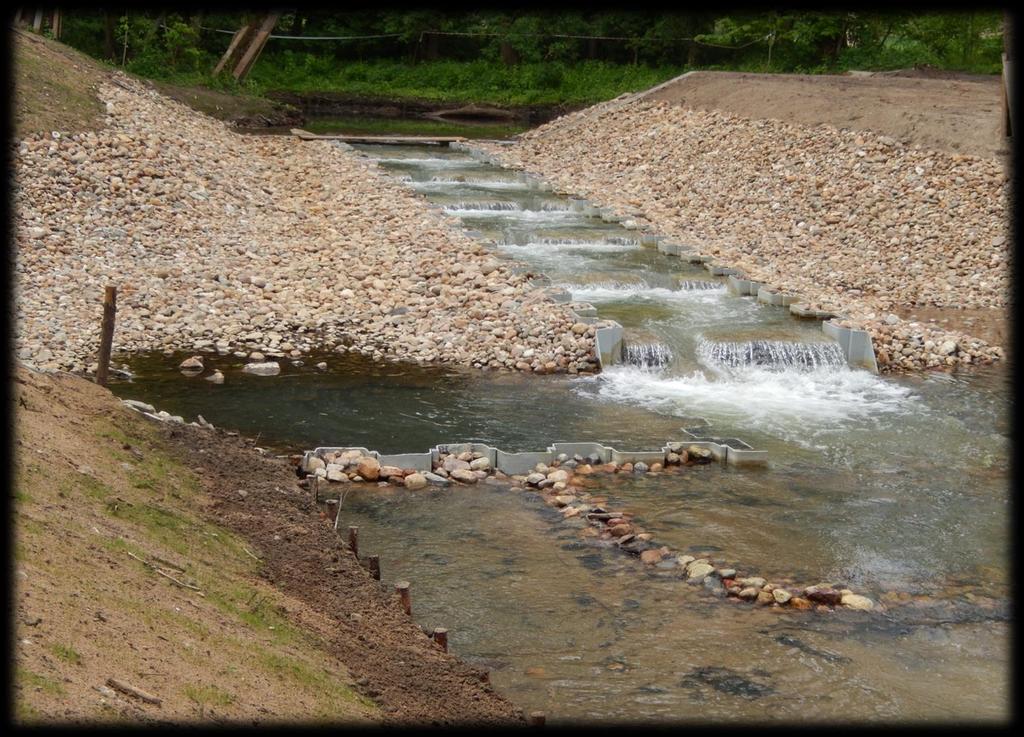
top-left (213, 22), bottom-right (253, 76)
top-left (366, 555), bottom-right (381, 580)
top-left (51, 9), bottom-right (62, 39)
top-left (432, 627), bottom-right (448, 652)
top-left (333, 498), bottom-right (343, 530)
top-left (95, 286), bottom-right (117, 386)
top-left (395, 581), bottom-right (411, 615)
top-left (347, 526), bottom-right (359, 558)
top-left (233, 12), bottom-right (280, 82)
top-left (312, 473), bottom-right (320, 504)
top-left (528, 712), bottom-right (546, 727)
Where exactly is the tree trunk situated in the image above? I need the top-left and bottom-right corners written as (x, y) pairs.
top-left (103, 12), bottom-right (116, 60)
top-left (500, 40), bottom-right (519, 65)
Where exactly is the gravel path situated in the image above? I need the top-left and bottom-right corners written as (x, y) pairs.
top-left (13, 74), bottom-right (597, 375)
top-left (478, 99), bottom-right (1009, 372)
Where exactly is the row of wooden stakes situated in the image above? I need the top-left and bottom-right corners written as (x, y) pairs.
top-left (311, 475), bottom-right (547, 727)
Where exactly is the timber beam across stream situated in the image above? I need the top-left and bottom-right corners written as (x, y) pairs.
top-left (290, 128), bottom-right (467, 145)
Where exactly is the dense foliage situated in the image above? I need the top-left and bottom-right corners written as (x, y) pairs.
top-left (57, 10), bottom-right (1006, 104)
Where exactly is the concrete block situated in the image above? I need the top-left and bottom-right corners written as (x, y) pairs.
top-left (594, 322), bottom-right (624, 368)
top-left (756, 287), bottom-right (800, 306)
top-left (705, 262), bottom-right (739, 276)
top-left (551, 442), bottom-right (612, 463)
top-left (685, 254), bottom-right (713, 264)
top-left (727, 274), bottom-right (759, 296)
top-left (640, 234), bottom-right (664, 247)
top-left (569, 198), bottom-right (589, 212)
top-left (569, 302), bottom-right (598, 318)
top-left (495, 449), bottom-right (555, 475)
top-left (377, 452), bottom-right (433, 472)
top-left (726, 448), bottom-right (769, 466)
top-left (657, 241), bottom-right (683, 256)
top-left (789, 303), bottom-right (837, 320)
top-left (822, 321), bottom-right (879, 373)
top-left (609, 449), bottom-right (666, 465)
top-left (435, 443), bottom-right (498, 466)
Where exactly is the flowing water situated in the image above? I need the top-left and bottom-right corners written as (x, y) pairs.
top-left (109, 142), bottom-right (1010, 723)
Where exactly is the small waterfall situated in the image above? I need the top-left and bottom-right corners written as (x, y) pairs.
top-left (677, 280), bottom-right (723, 291)
top-left (623, 342), bottom-right (674, 369)
top-left (535, 237), bottom-right (639, 246)
top-left (697, 339), bottom-right (847, 372)
top-left (445, 201), bottom-right (522, 211)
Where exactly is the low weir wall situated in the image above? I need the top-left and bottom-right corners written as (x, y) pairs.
top-left (302, 431), bottom-right (768, 474)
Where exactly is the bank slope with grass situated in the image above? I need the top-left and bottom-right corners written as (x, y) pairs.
top-left (13, 364), bottom-right (524, 724)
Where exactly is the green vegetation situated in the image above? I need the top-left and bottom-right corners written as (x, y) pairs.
top-left (17, 667), bottom-right (67, 697)
top-left (184, 683), bottom-right (236, 708)
top-left (305, 115), bottom-right (528, 138)
top-left (50, 643), bottom-right (83, 666)
top-left (51, 10), bottom-right (1004, 109)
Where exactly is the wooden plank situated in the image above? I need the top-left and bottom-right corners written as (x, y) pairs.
top-left (290, 130), bottom-right (467, 145)
top-left (213, 23), bottom-right (253, 76)
top-left (233, 12), bottom-right (280, 81)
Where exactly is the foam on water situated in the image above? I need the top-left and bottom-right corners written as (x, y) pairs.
top-left (409, 178), bottom-right (528, 191)
top-left (578, 364), bottom-right (915, 444)
top-left (373, 156), bottom-right (484, 167)
top-left (559, 281), bottom-right (727, 304)
top-left (499, 239), bottom-right (639, 256)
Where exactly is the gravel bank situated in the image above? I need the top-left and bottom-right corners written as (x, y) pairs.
top-left (13, 74), bottom-right (597, 375)
top-left (478, 99), bottom-right (1009, 372)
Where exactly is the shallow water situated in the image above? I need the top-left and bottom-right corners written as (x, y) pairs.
top-left (109, 141), bottom-right (1010, 723)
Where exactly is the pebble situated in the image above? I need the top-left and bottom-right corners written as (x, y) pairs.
top-left (13, 75), bottom-right (598, 375)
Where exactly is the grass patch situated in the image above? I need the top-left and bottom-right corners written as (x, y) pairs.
top-left (305, 115), bottom-right (527, 139)
top-left (50, 643), bottom-right (83, 665)
top-left (206, 582), bottom-right (299, 646)
top-left (17, 667), bottom-right (67, 696)
top-left (258, 652), bottom-right (375, 716)
top-left (184, 683), bottom-right (235, 708)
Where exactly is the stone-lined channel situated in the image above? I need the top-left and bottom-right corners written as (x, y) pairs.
top-left (108, 141), bottom-right (1010, 722)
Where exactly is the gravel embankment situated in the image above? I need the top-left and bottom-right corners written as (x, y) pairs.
top-left (478, 99), bottom-right (1009, 371)
top-left (13, 74), bottom-right (597, 375)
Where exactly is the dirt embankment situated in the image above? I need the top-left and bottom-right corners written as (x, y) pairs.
top-left (13, 364), bottom-right (524, 725)
top-left (641, 69), bottom-right (1008, 160)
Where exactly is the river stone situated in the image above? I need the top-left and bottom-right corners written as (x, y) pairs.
top-left (773, 589), bottom-right (793, 604)
top-left (547, 469), bottom-right (570, 483)
top-left (306, 457), bottom-right (326, 473)
top-left (804, 585), bottom-right (842, 605)
top-left (469, 457), bottom-right (491, 472)
top-left (633, 462), bottom-right (649, 473)
top-left (788, 597), bottom-right (813, 610)
top-left (179, 355), bottom-right (203, 371)
top-left (608, 523), bottom-right (632, 537)
top-left (404, 473), bottom-right (428, 490)
top-left (444, 457), bottom-right (471, 472)
top-left (687, 445), bottom-right (713, 462)
top-left (450, 468), bottom-right (478, 484)
top-left (756, 590), bottom-right (775, 605)
top-left (718, 568), bottom-right (737, 579)
top-left (640, 549), bottom-right (664, 565)
top-left (205, 370), bottom-right (225, 384)
top-left (356, 457), bottom-right (381, 481)
top-left (736, 577), bottom-right (766, 589)
top-left (242, 361), bottom-right (281, 376)
top-left (553, 495), bottom-right (576, 507)
top-left (686, 562), bottom-right (715, 582)
top-left (123, 399), bottom-right (156, 414)
top-left (841, 593), bottom-right (875, 610)
top-left (379, 465), bottom-right (405, 479)
top-left (525, 473), bottom-right (546, 486)
top-left (326, 464), bottom-right (347, 481)
top-left (424, 472), bottom-right (450, 487)
top-left (738, 587), bottom-right (760, 600)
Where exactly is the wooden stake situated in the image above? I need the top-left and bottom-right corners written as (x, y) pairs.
top-left (395, 581), bottom-right (411, 615)
top-left (366, 555), bottom-right (381, 581)
top-left (212, 22), bottom-right (253, 76)
top-left (528, 712), bottom-right (546, 727)
top-left (96, 286), bottom-right (117, 386)
top-left (232, 12), bottom-right (280, 81)
top-left (312, 473), bottom-right (319, 504)
top-left (52, 9), bottom-right (62, 39)
top-left (432, 627), bottom-right (448, 652)
top-left (333, 498), bottom-right (343, 530)
top-left (347, 526), bottom-right (359, 558)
